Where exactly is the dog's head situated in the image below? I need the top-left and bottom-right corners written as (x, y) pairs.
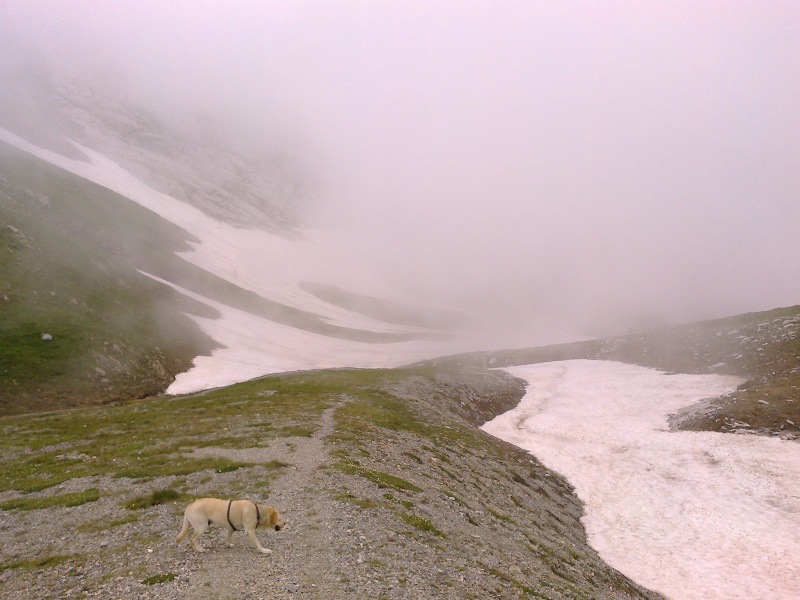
top-left (259, 506), bottom-right (285, 532)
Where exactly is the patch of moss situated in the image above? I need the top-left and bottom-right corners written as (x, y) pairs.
top-left (484, 565), bottom-right (544, 598)
top-left (0, 488), bottom-right (99, 511)
top-left (336, 493), bottom-right (379, 509)
top-left (124, 488), bottom-right (181, 510)
top-left (142, 572), bottom-right (177, 585)
top-left (384, 492), bottom-right (415, 509)
top-left (334, 392), bottom-right (430, 439)
top-left (399, 512), bottom-right (446, 538)
top-left (77, 513), bottom-right (139, 533)
top-left (336, 461), bottom-right (422, 492)
top-left (487, 507), bottom-right (515, 524)
top-left (0, 554), bottom-right (78, 572)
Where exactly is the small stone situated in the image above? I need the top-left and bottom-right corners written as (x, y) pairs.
top-left (42, 333), bottom-right (53, 341)
top-left (287, 584), bottom-right (299, 593)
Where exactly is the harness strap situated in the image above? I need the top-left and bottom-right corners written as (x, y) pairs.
top-left (226, 500), bottom-right (239, 531)
top-left (226, 500), bottom-right (261, 531)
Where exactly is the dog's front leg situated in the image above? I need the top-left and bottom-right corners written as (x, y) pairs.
top-left (246, 529), bottom-right (272, 554)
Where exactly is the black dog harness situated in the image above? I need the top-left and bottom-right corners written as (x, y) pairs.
top-left (227, 500), bottom-right (260, 531)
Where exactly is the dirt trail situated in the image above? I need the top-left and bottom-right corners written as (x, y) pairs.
top-left (177, 399), bottom-right (349, 599)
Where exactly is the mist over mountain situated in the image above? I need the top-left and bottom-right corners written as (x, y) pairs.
top-left (0, 67), bottom-right (308, 231)
top-left (2, 1), bottom-right (799, 341)
top-left (2, 6), bottom-right (800, 598)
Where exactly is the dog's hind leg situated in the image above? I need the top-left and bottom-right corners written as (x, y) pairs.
top-left (188, 517), bottom-right (209, 552)
top-left (176, 513), bottom-right (191, 543)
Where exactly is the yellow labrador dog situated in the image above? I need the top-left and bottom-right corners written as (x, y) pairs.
top-left (176, 498), bottom-right (285, 554)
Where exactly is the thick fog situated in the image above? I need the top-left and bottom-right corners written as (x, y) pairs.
top-left (2, 1), bottom-right (798, 337)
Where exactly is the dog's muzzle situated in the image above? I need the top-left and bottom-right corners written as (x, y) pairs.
top-left (275, 525), bottom-right (281, 531)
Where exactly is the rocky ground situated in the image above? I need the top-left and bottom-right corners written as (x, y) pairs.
top-left (0, 368), bottom-right (662, 599)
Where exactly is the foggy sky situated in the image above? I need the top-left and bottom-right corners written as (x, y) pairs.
top-left (2, 1), bottom-right (799, 336)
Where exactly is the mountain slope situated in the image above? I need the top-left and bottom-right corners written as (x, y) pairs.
top-left (1, 75), bottom-right (585, 409)
top-left (416, 305), bottom-right (800, 439)
top-left (0, 124), bottom-right (461, 413)
top-left (0, 140), bottom-right (217, 414)
top-left (0, 366), bottom-right (662, 599)
top-left (0, 71), bottom-right (796, 600)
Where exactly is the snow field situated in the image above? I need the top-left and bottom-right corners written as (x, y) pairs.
top-left (145, 274), bottom-right (449, 394)
top-left (484, 360), bottom-right (800, 600)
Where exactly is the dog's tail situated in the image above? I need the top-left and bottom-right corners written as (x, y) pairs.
top-left (176, 512), bottom-right (190, 543)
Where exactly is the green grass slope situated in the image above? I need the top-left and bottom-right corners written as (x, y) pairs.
top-left (0, 141), bottom-right (218, 414)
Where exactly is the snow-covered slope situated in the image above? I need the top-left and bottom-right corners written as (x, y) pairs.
top-left (1, 124), bottom-right (490, 393)
top-left (1, 76), bottom-right (584, 396)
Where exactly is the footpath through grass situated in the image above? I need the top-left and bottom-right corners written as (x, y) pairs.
top-left (0, 368), bottom-right (406, 497)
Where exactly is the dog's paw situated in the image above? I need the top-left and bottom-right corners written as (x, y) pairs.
top-left (259, 548), bottom-right (273, 555)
